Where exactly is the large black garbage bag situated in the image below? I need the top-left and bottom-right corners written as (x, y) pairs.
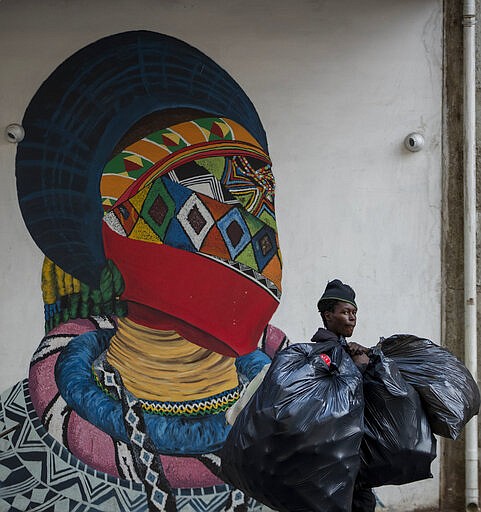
top-left (358, 347), bottom-right (437, 487)
top-left (380, 334), bottom-right (480, 440)
top-left (221, 342), bottom-right (364, 512)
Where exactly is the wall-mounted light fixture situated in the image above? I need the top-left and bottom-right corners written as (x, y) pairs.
top-left (5, 123), bottom-right (25, 143)
top-left (404, 132), bottom-right (425, 152)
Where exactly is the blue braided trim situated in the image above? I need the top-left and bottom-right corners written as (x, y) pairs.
top-left (55, 329), bottom-right (270, 455)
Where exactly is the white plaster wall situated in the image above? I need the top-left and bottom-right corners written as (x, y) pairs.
top-left (0, 0), bottom-right (442, 510)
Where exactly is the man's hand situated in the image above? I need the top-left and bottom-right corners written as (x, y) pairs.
top-left (347, 342), bottom-right (370, 369)
top-left (347, 342), bottom-right (369, 355)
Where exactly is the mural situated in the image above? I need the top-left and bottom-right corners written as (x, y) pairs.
top-left (0, 31), bottom-right (289, 511)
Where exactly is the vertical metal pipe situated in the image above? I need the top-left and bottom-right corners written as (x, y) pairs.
top-left (463, 0), bottom-right (479, 510)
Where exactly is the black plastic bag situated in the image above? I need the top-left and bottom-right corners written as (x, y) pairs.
top-left (221, 341), bottom-right (364, 512)
top-left (380, 334), bottom-right (480, 440)
top-left (358, 347), bottom-right (437, 487)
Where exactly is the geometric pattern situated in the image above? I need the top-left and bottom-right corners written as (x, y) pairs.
top-left (103, 210), bottom-right (129, 237)
top-left (217, 208), bottom-right (251, 260)
top-left (115, 440), bottom-right (142, 483)
top-left (0, 381), bottom-right (266, 511)
top-left (0, 381), bottom-right (147, 511)
top-left (31, 334), bottom-right (77, 366)
top-left (100, 118), bottom-right (268, 212)
top-left (222, 156), bottom-right (276, 230)
top-left (251, 225), bottom-right (278, 272)
top-left (40, 392), bottom-right (71, 449)
top-left (100, 116), bottom-right (282, 293)
top-left (177, 194), bottom-right (215, 251)
top-left (111, 363), bottom-right (176, 511)
top-left (167, 162), bottom-right (240, 207)
top-left (141, 180), bottom-right (176, 242)
top-left (105, 174), bottom-right (282, 292)
top-left (31, 316), bottom-right (117, 366)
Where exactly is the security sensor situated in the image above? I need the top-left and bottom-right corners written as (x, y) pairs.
top-left (404, 132), bottom-right (424, 152)
top-left (5, 123), bottom-right (25, 143)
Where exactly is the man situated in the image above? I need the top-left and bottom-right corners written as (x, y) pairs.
top-left (312, 278), bottom-right (369, 369)
top-left (311, 279), bottom-right (376, 512)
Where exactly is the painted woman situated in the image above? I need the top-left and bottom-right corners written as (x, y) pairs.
top-left (1, 31), bottom-right (288, 512)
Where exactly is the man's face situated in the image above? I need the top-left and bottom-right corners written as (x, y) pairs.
top-left (324, 301), bottom-right (357, 338)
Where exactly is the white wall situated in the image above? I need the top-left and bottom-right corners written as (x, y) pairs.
top-left (0, 1), bottom-right (442, 509)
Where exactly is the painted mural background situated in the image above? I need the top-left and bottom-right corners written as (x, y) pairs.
top-left (0, 2), bottom-right (446, 510)
top-left (0, 31), bottom-right (290, 511)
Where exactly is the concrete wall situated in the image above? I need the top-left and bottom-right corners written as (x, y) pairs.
top-left (0, 1), bottom-right (442, 510)
top-left (441, 0), bottom-right (481, 509)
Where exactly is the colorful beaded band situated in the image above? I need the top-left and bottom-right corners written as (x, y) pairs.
top-left (92, 365), bottom-right (241, 417)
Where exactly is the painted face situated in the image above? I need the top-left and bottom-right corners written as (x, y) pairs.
top-left (101, 117), bottom-right (282, 357)
top-left (325, 302), bottom-right (357, 338)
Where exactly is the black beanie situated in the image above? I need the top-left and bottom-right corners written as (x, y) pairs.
top-left (317, 279), bottom-right (357, 310)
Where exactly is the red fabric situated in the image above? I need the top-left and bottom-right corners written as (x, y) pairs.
top-left (126, 303), bottom-right (232, 356)
top-left (103, 225), bottom-right (278, 356)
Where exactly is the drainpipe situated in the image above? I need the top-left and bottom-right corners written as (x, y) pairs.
top-left (463, 0), bottom-right (479, 510)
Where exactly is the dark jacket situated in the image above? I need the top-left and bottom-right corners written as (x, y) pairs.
top-left (311, 327), bottom-right (348, 348)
